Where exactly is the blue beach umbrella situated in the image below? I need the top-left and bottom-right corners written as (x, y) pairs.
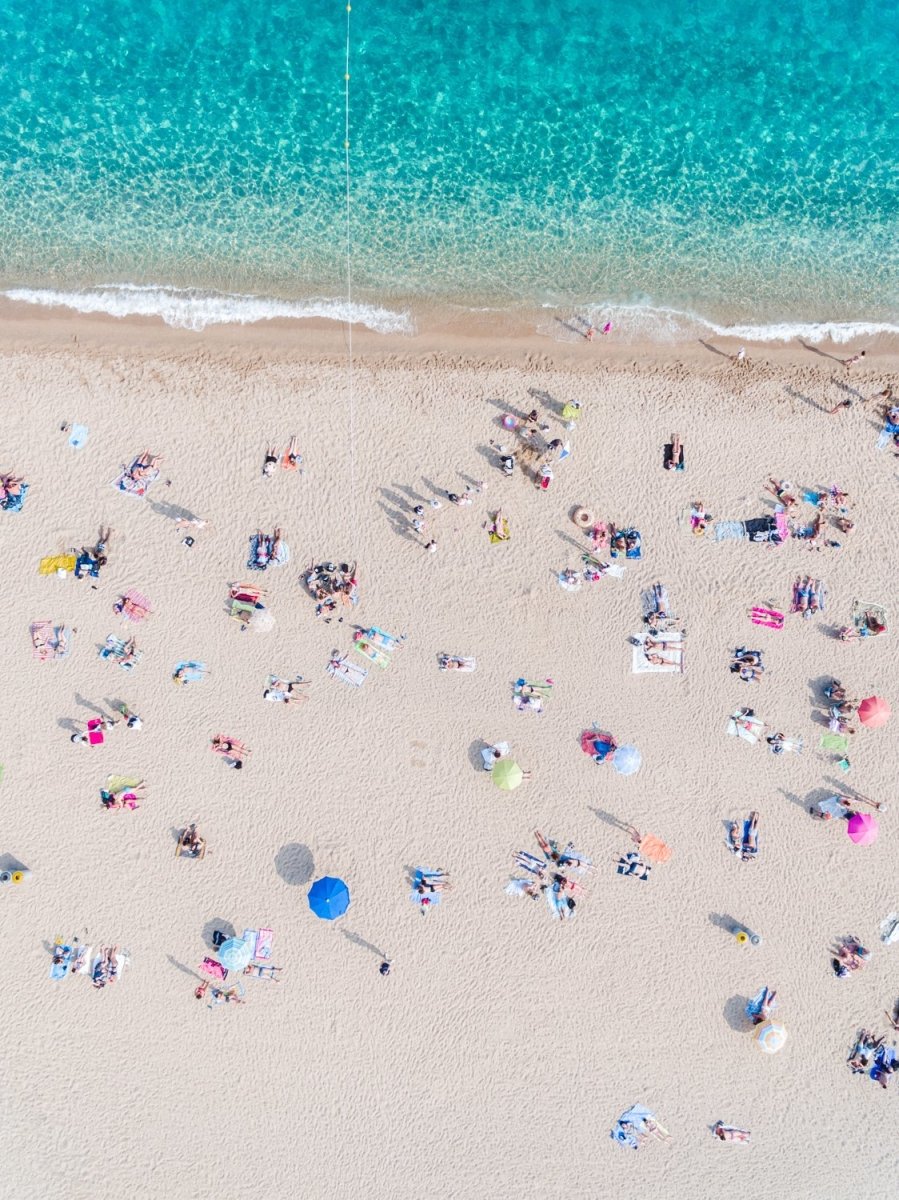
top-left (218, 937), bottom-right (253, 971)
top-left (612, 744), bottom-right (642, 776)
top-left (308, 876), bottom-right (350, 920)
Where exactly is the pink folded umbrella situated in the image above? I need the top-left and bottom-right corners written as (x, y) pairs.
top-left (859, 696), bottom-right (891, 729)
top-left (847, 813), bottom-right (879, 845)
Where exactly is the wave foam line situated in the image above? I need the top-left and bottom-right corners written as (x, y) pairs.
top-left (549, 301), bottom-right (899, 345)
top-left (2, 283), bottom-right (414, 335)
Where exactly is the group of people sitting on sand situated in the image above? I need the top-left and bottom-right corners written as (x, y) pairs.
top-left (250, 528), bottom-right (286, 570)
top-left (305, 561), bottom-right (358, 613)
top-left (832, 934), bottom-right (870, 979)
top-left (848, 1030), bottom-right (897, 1088)
top-left (792, 575), bottom-right (825, 617)
top-left (730, 648), bottom-right (764, 682)
top-left (820, 677), bottom-right (858, 736)
top-left (176, 823), bottom-right (206, 858)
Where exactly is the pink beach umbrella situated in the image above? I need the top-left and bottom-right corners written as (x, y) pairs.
top-left (858, 696), bottom-right (891, 729)
top-left (847, 813), bottom-right (879, 845)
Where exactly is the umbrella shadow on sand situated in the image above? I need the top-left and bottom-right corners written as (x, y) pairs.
top-left (723, 995), bottom-right (751, 1032)
top-left (201, 917), bottom-right (235, 950)
top-left (275, 843), bottom-right (314, 886)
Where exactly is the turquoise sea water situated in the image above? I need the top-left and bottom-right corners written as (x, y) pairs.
top-left (0, 0), bottom-right (896, 335)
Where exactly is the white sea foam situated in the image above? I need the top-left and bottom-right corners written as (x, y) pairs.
top-left (542, 301), bottom-right (899, 346)
top-left (1, 283), bottom-right (414, 335)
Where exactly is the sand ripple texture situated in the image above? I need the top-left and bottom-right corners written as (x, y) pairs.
top-left (0, 331), bottom-right (898, 1199)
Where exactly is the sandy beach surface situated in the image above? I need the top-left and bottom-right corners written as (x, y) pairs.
top-left (1, 311), bottom-right (898, 1200)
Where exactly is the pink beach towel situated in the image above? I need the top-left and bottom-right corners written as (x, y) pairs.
top-left (254, 928), bottom-right (273, 960)
top-left (199, 957), bottom-right (227, 981)
top-left (750, 607), bottom-right (784, 630)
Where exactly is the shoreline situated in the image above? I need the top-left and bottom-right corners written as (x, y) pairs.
top-left (2, 297), bottom-right (899, 378)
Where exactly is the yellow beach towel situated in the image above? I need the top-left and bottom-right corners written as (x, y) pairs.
top-left (39, 554), bottom-right (77, 576)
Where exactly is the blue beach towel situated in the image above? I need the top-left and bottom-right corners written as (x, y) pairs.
top-left (1, 483), bottom-right (28, 512)
top-left (68, 424), bottom-right (89, 450)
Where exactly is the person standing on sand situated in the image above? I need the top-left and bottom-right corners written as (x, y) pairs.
top-left (840, 350), bottom-right (866, 372)
top-left (731, 347), bottom-right (747, 366)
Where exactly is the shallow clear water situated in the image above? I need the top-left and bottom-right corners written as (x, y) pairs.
top-left (0, 0), bottom-right (896, 332)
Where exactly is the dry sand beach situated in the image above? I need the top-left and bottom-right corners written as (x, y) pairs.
top-left (1, 312), bottom-right (899, 1199)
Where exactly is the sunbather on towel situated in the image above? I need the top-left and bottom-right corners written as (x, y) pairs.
top-left (264, 678), bottom-right (307, 704)
top-left (664, 434), bottom-right (684, 471)
top-left (130, 452), bottom-right (161, 480)
top-left (644, 582), bottom-right (671, 621)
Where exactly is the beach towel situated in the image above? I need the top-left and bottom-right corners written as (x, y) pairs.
top-left (49, 940), bottom-right (74, 980)
top-left (851, 600), bottom-right (888, 637)
top-left (663, 440), bottom-right (685, 471)
top-left (114, 461), bottom-right (159, 498)
top-left (514, 679), bottom-right (552, 713)
top-left (774, 511), bottom-right (790, 543)
top-left (361, 627), bottom-right (402, 653)
top-left (326, 656), bottom-right (368, 687)
top-left (744, 515), bottom-right (780, 543)
top-left (1, 483), bottom-right (28, 512)
top-left (750, 606), bottom-right (784, 629)
top-left (714, 520), bottom-right (746, 541)
top-left (488, 515), bottom-right (510, 543)
top-left (199, 957), bottom-right (228, 981)
top-left (172, 660), bottom-right (206, 684)
top-left (38, 554), bottom-right (77, 576)
top-left (819, 733), bottom-right (849, 753)
top-left (580, 554), bottom-right (625, 581)
top-left (72, 944), bottom-right (92, 974)
top-left (727, 709), bottom-right (765, 743)
top-left (631, 631), bottom-right (684, 674)
top-left (247, 534), bottom-right (290, 571)
top-left (117, 589), bottom-right (152, 622)
top-left (254, 929), bottom-right (273, 960)
top-left (31, 620), bottom-right (55, 662)
top-left (354, 639), bottom-right (390, 669)
top-left (879, 913), bottom-right (899, 944)
top-left (625, 531), bottom-right (642, 559)
top-left (100, 635), bottom-right (140, 670)
top-left (68, 424), bottom-right (89, 450)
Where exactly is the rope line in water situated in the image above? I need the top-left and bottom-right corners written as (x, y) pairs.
top-left (343, 2), bottom-right (358, 553)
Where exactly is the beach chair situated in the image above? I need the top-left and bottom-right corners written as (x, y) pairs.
top-left (326, 656), bottom-right (368, 688)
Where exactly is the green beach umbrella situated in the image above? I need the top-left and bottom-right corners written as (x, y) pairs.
top-left (493, 760), bottom-right (524, 791)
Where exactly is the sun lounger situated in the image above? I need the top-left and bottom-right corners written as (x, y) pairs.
top-left (326, 656), bottom-right (368, 687)
top-left (631, 631), bottom-right (684, 674)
